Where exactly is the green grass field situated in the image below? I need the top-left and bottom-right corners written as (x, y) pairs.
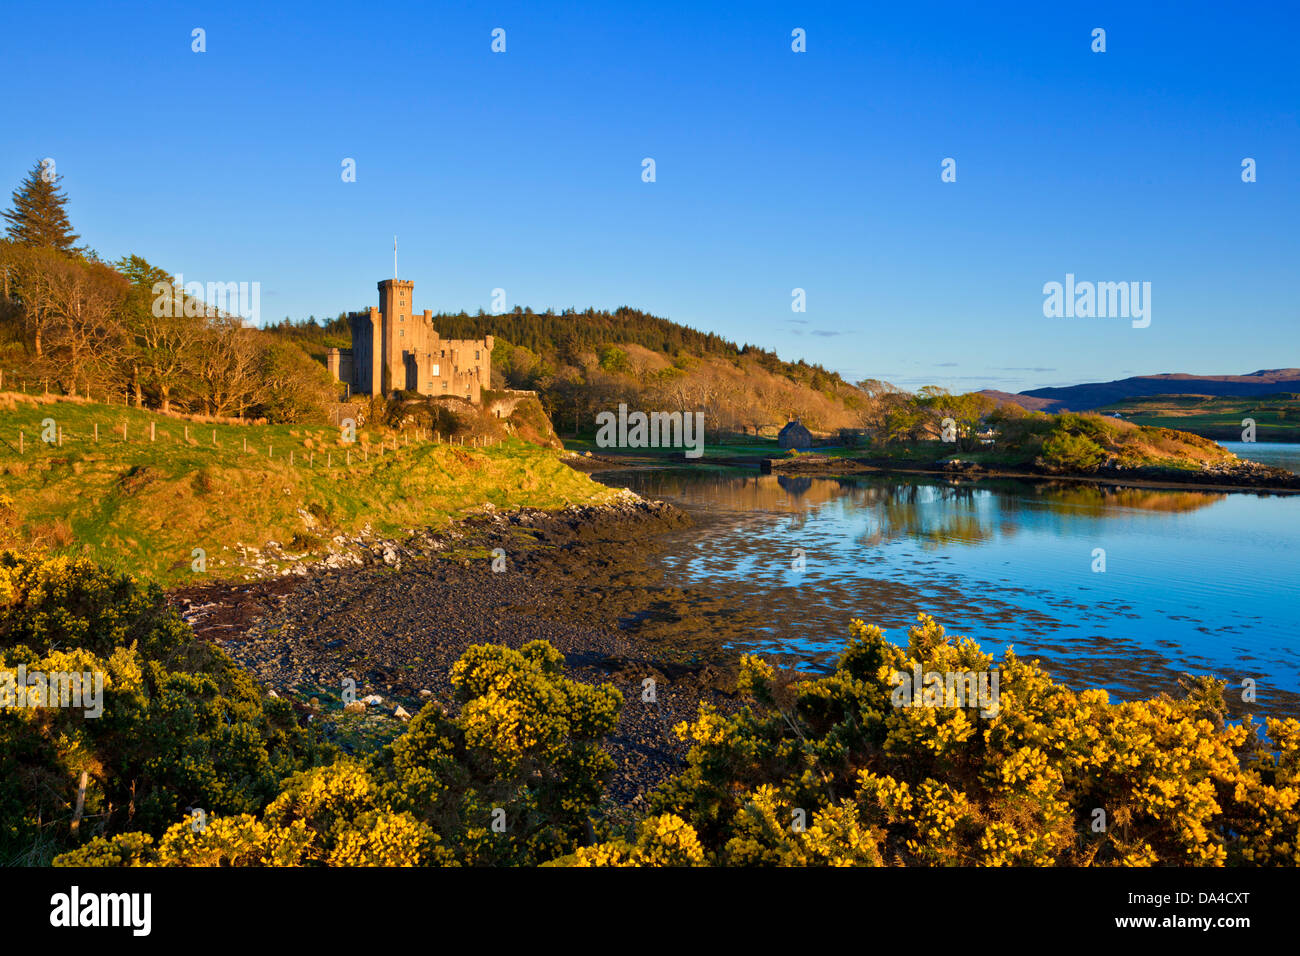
top-left (0, 393), bottom-right (618, 584)
top-left (1095, 394), bottom-right (1300, 442)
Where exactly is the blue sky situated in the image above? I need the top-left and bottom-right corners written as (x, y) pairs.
top-left (3, 0), bottom-right (1296, 392)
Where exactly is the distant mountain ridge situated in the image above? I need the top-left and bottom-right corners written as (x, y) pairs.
top-left (980, 369), bottom-right (1300, 412)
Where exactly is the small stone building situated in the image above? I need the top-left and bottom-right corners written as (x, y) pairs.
top-left (326, 279), bottom-right (493, 403)
top-left (778, 418), bottom-right (813, 449)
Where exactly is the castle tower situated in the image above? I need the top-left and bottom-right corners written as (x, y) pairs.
top-left (329, 276), bottom-right (493, 402)
top-left (378, 278), bottom-right (414, 392)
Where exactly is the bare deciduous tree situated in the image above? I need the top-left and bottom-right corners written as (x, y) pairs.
top-left (132, 282), bottom-right (206, 413)
top-left (43, 255), bottom-right (128, 394)
top-left (196, 316), bottom-right (264, 417)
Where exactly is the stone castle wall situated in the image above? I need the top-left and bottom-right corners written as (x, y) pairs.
top-left (327, 279), bottom-right (493, 403)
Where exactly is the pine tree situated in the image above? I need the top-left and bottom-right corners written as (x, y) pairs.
top-left (3, 160), bottom-right (80, 252)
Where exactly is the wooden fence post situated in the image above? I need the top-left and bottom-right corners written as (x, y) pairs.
top-left (70, 771), bottom-right (88, 836)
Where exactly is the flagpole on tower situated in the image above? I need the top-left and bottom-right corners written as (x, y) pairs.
top-left (393, 236), bottom-right (397, 279)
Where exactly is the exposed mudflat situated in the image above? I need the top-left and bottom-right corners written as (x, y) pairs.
top-left (170, 496), bottom-right (774, 810)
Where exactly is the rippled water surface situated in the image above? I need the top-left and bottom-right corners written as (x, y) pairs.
top-left (605, 468), bottom-right (1300, 709)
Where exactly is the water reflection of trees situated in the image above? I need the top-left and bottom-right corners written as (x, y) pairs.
top-left (850, 483), bottom-right (990, 548)
top-left (1033, 482), bottom-right (1225, 515)
top-left (611, 469), bottom-right (1226, 552)
top-left (619, 471), bottom-right (847, 513)
top-left (849, 478), bottom-right (1225, 549)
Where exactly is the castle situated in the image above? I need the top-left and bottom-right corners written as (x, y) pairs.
top-left (326, 279), bottom-right (493, 402)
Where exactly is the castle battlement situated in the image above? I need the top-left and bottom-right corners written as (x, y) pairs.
top-left (326, 279), bottom-right (493, 403)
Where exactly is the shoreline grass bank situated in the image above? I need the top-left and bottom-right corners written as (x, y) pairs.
top-left (0, 393), bottom-right (619, 585)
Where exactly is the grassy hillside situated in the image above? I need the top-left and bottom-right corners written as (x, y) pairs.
top-left (989, 409), bottom-right (1239, 470)
top-left (943, 409), bottom-right (1241, 472)
top-left (0, 393), bottom-right (617, 584)
top-left (1096, 393), bottom-right (1300, 442)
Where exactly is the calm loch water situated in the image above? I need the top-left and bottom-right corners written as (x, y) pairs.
top-left (1219, 441), bottom-right (1300, 474)
top-left (605, 468), bottom-right (1300, 712)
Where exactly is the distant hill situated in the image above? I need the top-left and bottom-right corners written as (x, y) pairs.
top-left (974, 390), bottom-right (1059, 412)
top-left (981, 369), bottom-right (1300, 413)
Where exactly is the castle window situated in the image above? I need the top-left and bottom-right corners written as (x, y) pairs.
top-left (432, 364), bottom-right (440, 376)
top-left (399, 329), bottom-right (404, 337)
top-left (475, 351), bottom-right (480, 360)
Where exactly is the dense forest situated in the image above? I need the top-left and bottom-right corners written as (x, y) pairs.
top-left (268, 306), bottom-right (851, 392)
top-left (267, 307), bottom-right (868, 437)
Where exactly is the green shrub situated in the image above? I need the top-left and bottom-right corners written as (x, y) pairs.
top-left (254, 341), bottom-right (338, 424)
top-left (1057, 412), bottom-right (1114, 444)
top-left (1, 553), bottom-right (318, 865)
top-left (55, 639), bottom-right (622, 867)
top-left (1040, 431), bottom-right (1106, 472)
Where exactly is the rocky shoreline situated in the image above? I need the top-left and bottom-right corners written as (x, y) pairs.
top-left (761, 452), bottom-right (1300, 493)
top-left (170, 491), bottom-right (751, 811)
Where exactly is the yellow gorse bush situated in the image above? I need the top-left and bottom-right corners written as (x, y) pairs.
top-left (56, 639), bottom-right (621, 867)
top-left (618, 614), bottom-right (1300, 866)
top-left (23, 552), bottom-right (1297, 868)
